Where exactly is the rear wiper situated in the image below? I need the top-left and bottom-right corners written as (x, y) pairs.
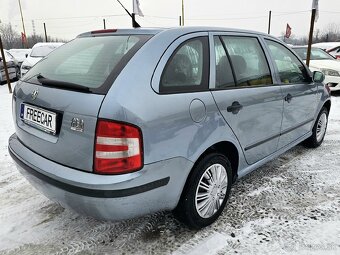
top-left (37, 74), bottom-right (91, 93)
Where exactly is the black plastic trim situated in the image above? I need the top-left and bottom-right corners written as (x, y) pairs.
top-left (280, 118), bottom-right (314, 136)
top-left (9, 148), bottom-right (169, 198)
top-left (245, 118), bottom-right (314, 151)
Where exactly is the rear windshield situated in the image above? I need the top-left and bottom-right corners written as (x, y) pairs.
top-left (293, 47), bottom-right (334, 60)
top-left (25, 35), bottom-right (151, 94)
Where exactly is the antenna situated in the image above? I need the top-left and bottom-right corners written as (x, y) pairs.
top-left (115, 0), bottom-right (141, 28)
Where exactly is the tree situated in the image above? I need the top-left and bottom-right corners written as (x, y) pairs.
top-left (0, 22), bottom-right (67, 49)
top-left (319, 23), bottom-right (340, 42)
top-left (0, 23), bottom-right (20, 49)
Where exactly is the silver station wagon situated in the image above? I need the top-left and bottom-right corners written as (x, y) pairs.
top-left (9, 27), bottom-right (331, 229)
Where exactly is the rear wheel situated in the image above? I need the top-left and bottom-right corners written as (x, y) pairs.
top-left (174, 153), bottom-right (233, 229)
top-left (304, 107), bottom-right (328, 148)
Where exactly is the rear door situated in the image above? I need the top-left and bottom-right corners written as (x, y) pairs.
top-left (264, 39), bottom-right (318, 149)
top-left (210, 33), bottom-right (283, 165)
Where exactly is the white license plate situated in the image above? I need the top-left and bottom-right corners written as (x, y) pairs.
top-left (20, 103), bottom-right (57, 135)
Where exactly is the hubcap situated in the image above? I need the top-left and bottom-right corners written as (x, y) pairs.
top-left (316, 112), bottom-right (327, 142)
top-left (195, 163), bottom-right (228, 218)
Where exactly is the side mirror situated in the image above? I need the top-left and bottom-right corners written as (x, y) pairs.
top-left (25, 54), bottom-right (28, 58)
top-left (313, 71), bottom-right (325, 83)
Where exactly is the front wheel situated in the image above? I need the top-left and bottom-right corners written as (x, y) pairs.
top-left (174, 153), bottom-right (233, 229)
top-left (304, 107), bottom-right (328, 148)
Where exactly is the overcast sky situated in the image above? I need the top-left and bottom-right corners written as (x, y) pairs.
top-left (1, 0), bottom-right (340, 41)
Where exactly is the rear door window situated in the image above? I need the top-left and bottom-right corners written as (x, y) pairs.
top-left (160, 37), bottom-right (209, 93)
top-left (24, 35), bottom-right (151, 94)
top-left (221, 36), bottom-right (273, 87)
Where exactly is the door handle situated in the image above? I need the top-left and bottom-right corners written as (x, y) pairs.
top-left (227, 101), bottom-right (243, 114)
top-left (284, 93), bottom-right (293, 103)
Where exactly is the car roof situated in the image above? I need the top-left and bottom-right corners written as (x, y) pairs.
top-left (77, 26), bottom-right (275, 39)
top-left (312, 42), bottom-right (340, 50)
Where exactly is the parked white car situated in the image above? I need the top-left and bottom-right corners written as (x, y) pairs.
top-left (21, 42), bottom-right (64, 77)
top-left (8, 49), bottom-right (32, 66)
top-left (327, 46), bottom-right (340, 60)
top-left (293, 46), bottom-right (340, 91)
top-left (312, 42), bottom-right (340, 60)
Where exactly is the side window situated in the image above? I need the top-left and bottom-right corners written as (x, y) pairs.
top-left (160, 37), bottom-right (209, 93)
top-left (221, 36), bottom-right (272, 87)
top-left (265, 40), bottom-right (310, 84)
top-left (214, 36), bottom-right (235, 89)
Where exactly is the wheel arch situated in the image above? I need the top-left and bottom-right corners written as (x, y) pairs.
top-left (323, 99), bottom-right (331, 114)
top-left (180, 141), bottom-right (240, 200)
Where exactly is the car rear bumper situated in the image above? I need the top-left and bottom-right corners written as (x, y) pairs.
top-left (8, 133), bottom-right (193, 220)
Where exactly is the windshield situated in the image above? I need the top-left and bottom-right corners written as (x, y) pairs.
top-left (30, 44), bottom-right (62, 57)
top-left (25, 35), bottom-right (151, 94)
top-left (294, 47), bottom-right (334, 60)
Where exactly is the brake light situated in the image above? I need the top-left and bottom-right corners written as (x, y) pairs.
top-left (91, 29), bottom-right (117, 34)
top-left (94, 120), bottom-right (143, 174)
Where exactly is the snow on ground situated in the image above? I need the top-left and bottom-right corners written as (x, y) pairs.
top-left (0, 83), bottom-right (340, 255)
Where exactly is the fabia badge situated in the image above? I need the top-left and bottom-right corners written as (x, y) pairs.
top-left (31, 89), bottom-right (39, 101)
top-left (71, 117), bottom-right (84, 132)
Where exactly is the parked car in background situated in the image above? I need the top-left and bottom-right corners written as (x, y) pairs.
top-left (9, 27), bottom-right (331, 229)
top-left (8, 49), bottom-right (32, 66)
top-left (21, 42), bottom-right (64, 77)
top-left (312, 42), bottom-right (340, 51)
top-left (327, 46), bottom-right (340, 60)
top-left (0, 50), bottom-right (20, 84)
top-left (293, 46), bottom-right (340, 91)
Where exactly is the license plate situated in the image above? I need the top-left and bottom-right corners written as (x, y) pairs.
top-left (20, 103), bottom-right (57, 135)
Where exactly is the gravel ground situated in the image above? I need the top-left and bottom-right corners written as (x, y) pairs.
top-left (0, 84), bottom-right (339, 255)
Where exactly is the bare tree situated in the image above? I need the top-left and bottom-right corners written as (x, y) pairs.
top-left (0, 23), bottom-right (20, 49)
top-left (319, 23), bottom-right (340, 42)
top-left (0, 22), bottom-right (67, 49)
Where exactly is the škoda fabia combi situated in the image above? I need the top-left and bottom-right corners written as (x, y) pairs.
top-left (9, 27), bottom-right (330, 229)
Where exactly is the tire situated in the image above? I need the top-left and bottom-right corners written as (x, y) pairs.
top-left (304, 107), bottom-right (328, 148)
top-left (174, 153), bottom-right (233, 229)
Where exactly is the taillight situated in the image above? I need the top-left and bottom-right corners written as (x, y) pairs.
top-left (336, 55), bottom-right (340, 60)
top-left (94, 120), bottom-right (143, 174)
top-left (91, 29), bottom-right (117, 34)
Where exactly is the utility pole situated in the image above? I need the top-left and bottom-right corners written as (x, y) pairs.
top-left (0, 36), bottom-right (12, 93)
top-left (181, 0), bottom-right (185, 26)
top-left (18, 0), bottom-right (28, 48)
top-left (44, 23), bottom-right (48, 42)
top-left (306, 8), bottom-right (316, 67)
top-left (268, 10), bottom-right (272, 34)
top-left (179, 16), bottom-right (182, 26)
top-left (103, 19), bottom-right (106, 29)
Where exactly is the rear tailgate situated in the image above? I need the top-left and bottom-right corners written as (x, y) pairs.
top-left (14, 82), bottom-right (104, 172)
top-left (12, 33), bottom-right (152, 172)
